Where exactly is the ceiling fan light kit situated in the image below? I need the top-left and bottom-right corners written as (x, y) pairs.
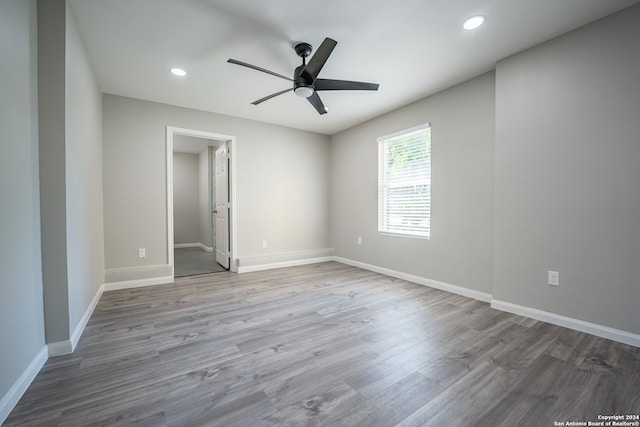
top-left (294, 86), bottom-right (314, 98)
top-left (228, 37), bottom-right (379, 115)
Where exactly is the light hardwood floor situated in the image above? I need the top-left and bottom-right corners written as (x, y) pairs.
top-left (5, 262), bottom-right (639, 426)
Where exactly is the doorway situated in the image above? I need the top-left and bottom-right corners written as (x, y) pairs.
top-left (166, 127), bottom-right (237, 278)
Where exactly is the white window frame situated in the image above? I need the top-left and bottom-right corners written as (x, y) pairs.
top-left (377, 123), bottom-right (431, 239)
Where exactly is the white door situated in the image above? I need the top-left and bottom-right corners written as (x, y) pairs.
top-left (215, 144), bottom-right (230, 269)
top-left (210, 147), bottom-right (216, 250)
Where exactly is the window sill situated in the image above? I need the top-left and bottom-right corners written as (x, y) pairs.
top-left (378, 231), bottom-right (430, 240)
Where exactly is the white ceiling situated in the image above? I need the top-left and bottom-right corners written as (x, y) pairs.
top-left (69, 0), bottom-right (639, 135)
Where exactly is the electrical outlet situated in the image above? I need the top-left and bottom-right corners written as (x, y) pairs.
top-left (138, 248), bottom-right (146, 258)
top-left (548, 271), bottom-right (559, 286)
top-left (262, 240), bottom-right (268, 249)
top-left (357, 236), bottom-right (362, 245)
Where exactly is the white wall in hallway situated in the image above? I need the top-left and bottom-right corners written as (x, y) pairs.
top-left (172, 152), bottom-right (200, 244)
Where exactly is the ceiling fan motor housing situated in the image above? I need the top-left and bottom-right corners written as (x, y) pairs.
top-left (294, 64), bottom-right (314, 97)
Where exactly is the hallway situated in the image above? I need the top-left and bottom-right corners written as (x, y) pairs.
top-left (174, 247), bottom-right (227, 277)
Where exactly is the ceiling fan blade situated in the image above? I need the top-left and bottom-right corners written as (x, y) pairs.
top-left (227, 59), bottom-right (293, 81)
top-left (307, 91), bottom-right (328, 115)
top-left (304, 38), bottom-right (337, 81)
top-left (251, 88), bottom-right (293, 105)
top-left (314, 79), bottom-right (379, 91)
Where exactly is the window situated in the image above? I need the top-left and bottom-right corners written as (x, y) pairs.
top-left (378, 124), bottom-right (431, 238)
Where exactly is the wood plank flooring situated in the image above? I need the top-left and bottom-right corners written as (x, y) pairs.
top-left (5, 262), bottom-right (639, 426)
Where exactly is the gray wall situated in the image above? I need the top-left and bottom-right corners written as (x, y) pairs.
top-left (38, 0), bottom-right (104, 343)
top-left (493, 4), bottom-right (640, 334)
top-left (0, 0), bottom-right (46, 405)
top-left (38, 0), bottom-right (70, 343)
top-left (330, 73), bottom-right (496, 294)
top-left (173, 152), bottom-right (200, 244)
top-left (103, 95), bottom-right (331, 277)
top-left (330, 3), bottom-right (640, 336)
top-left (64, 3), bottom-right (105, 331)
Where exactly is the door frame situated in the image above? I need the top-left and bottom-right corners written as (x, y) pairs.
top-left (166, 126), bottom-right (237, 275)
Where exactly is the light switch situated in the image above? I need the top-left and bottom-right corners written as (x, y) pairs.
top-left (548, 271), bottom-right (559, 286)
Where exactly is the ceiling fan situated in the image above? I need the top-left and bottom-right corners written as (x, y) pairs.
top-left (227, 38), bottom-right (379, 115)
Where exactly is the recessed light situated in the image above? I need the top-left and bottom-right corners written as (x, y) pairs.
top-left (170, 67), bottom-right (187, 77)
top-left (463, 15), bottom-right (485, 30)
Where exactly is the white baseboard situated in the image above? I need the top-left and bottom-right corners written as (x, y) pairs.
top-left (174, 243), bottom-right (213, 252)
top-left (237, 257), bottom-right (334, 273)
top-left (174, 243), bottom-right (199, 249)
top-left (104, 264), bottom-right (172, 284)
top-left (70, 284), bottom-right (103, 351)
top-left (48, 285), bottom-right (104, 357)
top-left (331, 256), bottom-right (638, 347)
top-left (332, 256), bottom-right (493, 303)
top-left (103, 275), bottom-right (174, 291)
top-left (237, 248), bottom-right (334, 273)
top-left (0, 346), bottom-right (48, 424)
top-left (47, 340), bottom-right (73, 357)
top-left (491, 299), bottom-right (640, 348)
